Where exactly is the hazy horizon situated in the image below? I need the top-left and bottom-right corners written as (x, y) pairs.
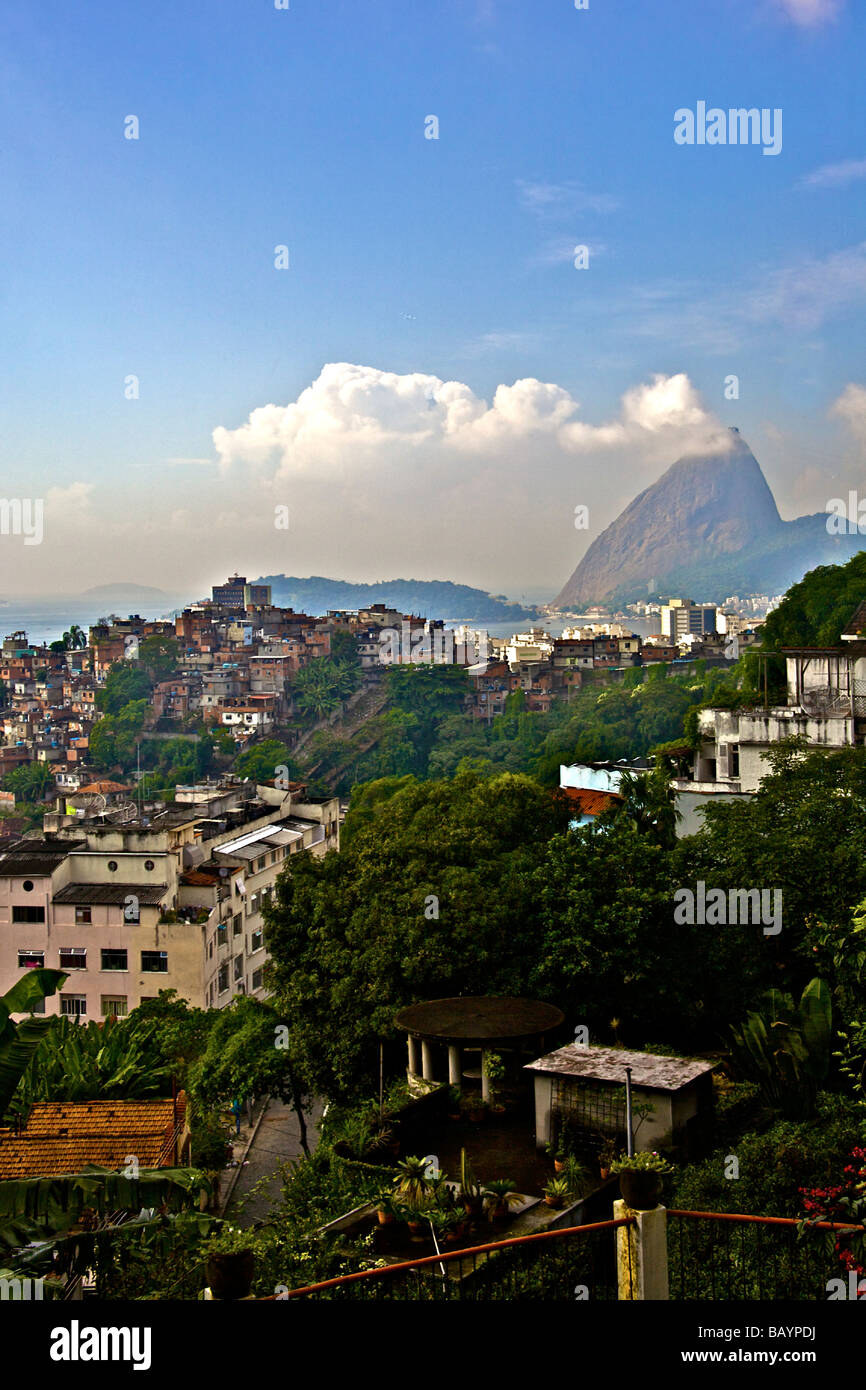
top-left (2, 2), bottom-right (863, 596)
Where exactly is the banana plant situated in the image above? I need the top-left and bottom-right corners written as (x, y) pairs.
top-left (0, 970), bottom-right (68, 1120)
top-left (730, 977), bottom-right (832, 1119)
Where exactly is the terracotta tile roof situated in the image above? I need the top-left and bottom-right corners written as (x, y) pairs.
top-left (560, 787), bottom-right (622, 816)
top-left (75, 780), bottom-right (132, 795)
top-left (0, 1097), bottom-right (184, 1180)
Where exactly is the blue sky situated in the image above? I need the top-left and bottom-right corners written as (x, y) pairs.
top-left (0, 0), bottom-right (864, 598)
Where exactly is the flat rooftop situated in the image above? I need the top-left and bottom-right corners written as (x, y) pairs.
top-left (394, 996), bottom-right (564, 1044)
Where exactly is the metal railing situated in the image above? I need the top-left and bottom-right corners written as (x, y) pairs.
top-left (277, 1218), bottom-right (632, 1301)
top-left (667, 1209), bottom-right (864, 1301)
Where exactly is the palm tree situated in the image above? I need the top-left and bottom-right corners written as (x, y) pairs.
top-left (62, 625), bottom-right (86, 651)
top-left (612, 762), bottom-right (680, 849)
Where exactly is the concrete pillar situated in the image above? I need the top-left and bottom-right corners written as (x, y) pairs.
top-left (614, 1199), bottom-right (669, 1300)
top-left (480, 1050), bottom-right (491, 1102)
top-left (420, 1040), bottom-right (434, 1082)
top-left (407, 1034), bottom-right (419, 1077)
top-left (448, 1045), bottom-right (461, 1086)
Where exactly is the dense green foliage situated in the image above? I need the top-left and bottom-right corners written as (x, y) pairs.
top-left (297, 659), bottom-right (759, 795)
top-left (95, 662), bottom-right (152, 715)
top-left (264, 769), bottom-right (571, 1097)
top-left (761, 551), bottom-right (866, 649)
top-left (233, 738), bottom-right (297, 784)
top-left (265, 743), bottom-right (866, 1104)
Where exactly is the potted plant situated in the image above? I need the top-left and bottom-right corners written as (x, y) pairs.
top-left (597, 1136), bottom-right (618, 1180)
top-left (392, 1155), bottom-right (432, 1213)
top-left (459, 1149), bottom-right (485, 1221)
top-left (545, 1141), bottom-right (568, 1174)
top-left (484, 1053), bottom-right (507, 1114)
top-left (561, 1155), bottom-right (592, 1201)
top-left (375, 1193), bottom-right (399, 1226)
top-left (203, 1225), bottom-right (256, 1300)
top-left (611, 1151), bottom-right (675, 1210)
top-left (426, 1207), bottom-right (458, 1244)
top-left (484, 1178), bottom-right (521, 1223)
top-left (462, 1093), bottom-right (487, 1124)
top-left (543, 1177), bottom-right (570, 1209)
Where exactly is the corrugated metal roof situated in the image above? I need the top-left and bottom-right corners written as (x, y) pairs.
top-left (52, 883), bottom-right (168, 905)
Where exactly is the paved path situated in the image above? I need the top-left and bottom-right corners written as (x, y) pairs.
top-left (224, 1096), bottom-right (323, 1226)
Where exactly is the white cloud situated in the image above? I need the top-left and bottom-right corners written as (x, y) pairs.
top-left (463, 330), bottom-right (542, 356)
top-left (744, 243), bottom-right (866, 330)
top-left (45, 481), bottom-right (94, 519)
top-left (208, 363), bottom-right (731, 588)
top-left (517, 179), bottom-right (620, 217)
top-left (830, 382), bottom-right (866, 444)
top-left (213, 363), bottom-right (726, 475)
top-left (774, 0), bottom-right (842, 24)
top-left (797, 157), bottom-right (866, 190)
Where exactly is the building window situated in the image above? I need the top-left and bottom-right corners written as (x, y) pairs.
top-left (60, 995), bottom-right (87, 1017)
top-left (100, 948), bottom-right (128, 972)
top-left (141, 950), bottom-right (167, 973)
top-left (217, 923), bottom-right (227, 946)
top-left (250, 927), bottom-right (263, 953)
top-left (251, 969), bottom-right (263, 991)
top-left (248, 891), bottom-right (259, 916)
top-left (218, 963), bottom-right (229, 994)
top-left (18, 949), bottom-right (44, 969)
top-left (233, 955), bottom-right (243, 981)
top-left (107, 861), bottom-right (118, 872)
top-left (232, 914), bottom-right (242, 937)
top-left (101, 996), bottom-right (128, 1018)
top-left (13, 905), bottom-right (45, 923)
top-left (22, 879), bottom-right (34, 892)
top-left (730, 744), bottom-right (740, 778)
top-left (75, 906), bottom-right (92, 924)
top-left (208, 940), bottom-right (214, 959)
top-left (59, 947), bottom-right (87, 970)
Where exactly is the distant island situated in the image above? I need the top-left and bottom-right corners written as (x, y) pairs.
top-left (254, 576), bottom-right (538, 623)
top-left (80, 583), bottom-right (168, 600)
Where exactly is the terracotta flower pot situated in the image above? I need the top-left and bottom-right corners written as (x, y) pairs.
top-left (205, 1250), bottom-right (255, 1301)
top-left (376, 1209), bottom-right (394, 1226)
top-left (619, 1169), bottom-right (662, 1211)
top-left (554, 1158), bottom-right (566, 1174)
top-left (544, 1195), bottom-right (562, 1209)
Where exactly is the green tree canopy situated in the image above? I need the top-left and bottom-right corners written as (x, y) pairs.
top-left (264, 768), bottom-right (570, 1099)
top-left (95, 662), bottom-right (152, 715)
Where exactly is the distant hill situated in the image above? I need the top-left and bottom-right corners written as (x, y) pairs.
top-left (253, 576), bottom-right (537, 622)
top-left (81, 583), bottom-right (167, 599)
top-left (554, 429), bottom-right (866, 608)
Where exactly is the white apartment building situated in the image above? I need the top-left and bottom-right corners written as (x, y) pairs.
top-left (2, 781), bottom-right (339, 1020)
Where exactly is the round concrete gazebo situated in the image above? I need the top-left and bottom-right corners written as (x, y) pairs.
top-left (394, 996), bottom-right (565, 1100)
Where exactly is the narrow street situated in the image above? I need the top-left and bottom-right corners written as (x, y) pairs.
top-left (222, 1096), bottom-right (323, 1225)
